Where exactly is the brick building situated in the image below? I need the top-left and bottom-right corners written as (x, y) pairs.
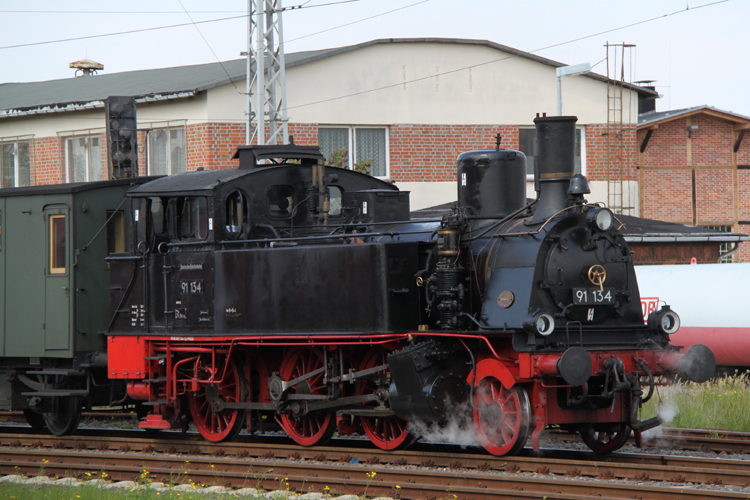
top-left (2, 38), bottom-right (746, 261)
top-left (638, 106), bottom-right (750, 262)
top-left (0, 38), bottom-right (652, 210)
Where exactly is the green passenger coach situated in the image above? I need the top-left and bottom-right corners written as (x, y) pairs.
top-left (0, 179), bottom-right (148, 434)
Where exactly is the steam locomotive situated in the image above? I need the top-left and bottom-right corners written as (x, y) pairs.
top-left (1, 115), bottom-right (714, 456)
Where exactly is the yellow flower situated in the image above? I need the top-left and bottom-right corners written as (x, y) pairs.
top-left (395, 485), bottom-right (401, 489)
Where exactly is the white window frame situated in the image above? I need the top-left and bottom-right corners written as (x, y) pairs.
top-left (145, 122), bottom-right (186, 176)
top-left (520, 126), bottom-right (586, 181)
top-left (60, 129), bottom-right (106, 183)
top-left (704, 225), bottom-right (734, 263)
top-left (0, 136), bottom-right (33, 188)
top-left (319, 125), bottom-right (390, 179)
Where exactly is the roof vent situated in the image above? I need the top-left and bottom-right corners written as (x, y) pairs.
top-left (69, 59), bottom-right (103, 77)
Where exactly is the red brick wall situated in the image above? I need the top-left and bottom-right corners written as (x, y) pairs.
top-left (186, 124), bottom-right (210, 170)
top-left (643, 119), bottom-right (688, 166)
top-left (738, 130), bottom-right (750, 165)
top-left (642, 169), bottom-right (693, 224)
top-left (30, 136), bottom-right (64, 185)
top-left (137, 130), bottom-right (148, 177)
top-left (178, 123), bottom-right (318, 172)
top-left (640, 113), bottom-right (750, 262)
top-left (390, 124), bottom-right (518, 182)
top-left (584, 124), bottom-right (637, 182)
top-left (692, 117), bottom-right (733, 166)
top-left (695, 169), bottom-right (734, 223)
top-left (739, 168), bottom-right (750, 262)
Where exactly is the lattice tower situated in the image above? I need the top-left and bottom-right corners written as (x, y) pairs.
top-left (247, 0), bottom-right (288, 145)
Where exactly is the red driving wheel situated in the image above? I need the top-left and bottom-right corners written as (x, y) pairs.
top-left (188, 355), bottom-right (246, 443)
top-left (473, 378), bottom-right (531, 456)
top-left (356, 347), bottom-right (412, 450)
top-left (279, 347), bottom-right (336, 446)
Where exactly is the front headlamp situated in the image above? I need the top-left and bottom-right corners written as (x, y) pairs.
top-left (586, 207), bottom-right (614, 232)
top-left (647, 305), bottom-right (680, 335)
top-left (534, 313), bottom-right (555, 336)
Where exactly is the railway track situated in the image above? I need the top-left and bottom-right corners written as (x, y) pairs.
top-left (1, 428), bottom-right (750, 498)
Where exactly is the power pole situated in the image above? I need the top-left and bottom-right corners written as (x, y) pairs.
top-left (247, 0), bottom-right (289, 145)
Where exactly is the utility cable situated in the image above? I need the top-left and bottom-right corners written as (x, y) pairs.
top-left (0, 15), bottom-right (247, 50)
top-left (285, 0), bottom-right (729, 111)
top-left (177, 0), bottom-right (243, 95)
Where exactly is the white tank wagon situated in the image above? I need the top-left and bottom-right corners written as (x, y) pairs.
top-left (635, 263), bottom-right (750, 368)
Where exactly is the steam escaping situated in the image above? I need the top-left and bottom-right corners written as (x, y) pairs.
top-left (657, 402), bottom-right (679, 424)
top-left (642, 401), bottom-right (680, 444)
top-left (408, 399), bottom-right (480, 448)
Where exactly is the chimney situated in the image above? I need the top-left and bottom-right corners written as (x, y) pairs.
top-left (531, 114), bottom-right (578, 223)
top-left (635, 80), bottom-right (657, 115)
top-left (69, 59), bottom-right (103, 77)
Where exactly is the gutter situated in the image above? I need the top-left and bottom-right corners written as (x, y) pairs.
top-left (624, 234), bottom-right (750, 243)
top-left (0, 91), bottom-right (197, 119)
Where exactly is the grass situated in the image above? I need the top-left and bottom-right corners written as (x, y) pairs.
top-left (641, 370), bottom-right (750, 432)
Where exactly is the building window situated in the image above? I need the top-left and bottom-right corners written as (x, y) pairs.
top-left (0, 140), bottom-right (31, 188)
top-left (319, 126), bottom-right (389, 178)
top-left (149, 127), bottom-right (185, 175)
top-left (704, 225), bottom-right (734, 263)
top-left (66, 136), bottom-right (103, 182)
top-left (519, 127), bottom-right (585, 179)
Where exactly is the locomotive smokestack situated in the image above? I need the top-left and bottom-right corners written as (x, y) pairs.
top-left (531, 115), bottom-right (578, 223)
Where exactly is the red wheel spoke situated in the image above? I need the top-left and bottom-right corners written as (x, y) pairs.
top-left (188, 356), bottom-right (245, 443)
top-left (279, 348), bottom-right (335, 447)
top-left (356, 347), bottom-right (412, 451)
top-left (473, 377), bottom-right (530, 457)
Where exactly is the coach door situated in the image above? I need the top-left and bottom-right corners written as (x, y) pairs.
top-left (44, 206), bottom-right (71, 351)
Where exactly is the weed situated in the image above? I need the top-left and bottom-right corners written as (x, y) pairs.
top-left (641, 371), bottom-right (750, 431)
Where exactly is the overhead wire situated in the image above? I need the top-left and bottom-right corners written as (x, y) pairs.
top-left (176, 0), bottom-right (243, 95)
top-left (0, 1), bottom-right (366, 15)
top-left (284, 0), bottom-right (729, 111)
top-left (0, 15), bottom-right (247, 50)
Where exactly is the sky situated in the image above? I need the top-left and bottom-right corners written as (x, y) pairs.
top-left (0, 0), bottom-right (747, 117)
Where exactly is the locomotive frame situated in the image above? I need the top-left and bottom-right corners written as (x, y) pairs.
top-left (0, 116), bottom-right (715, 456)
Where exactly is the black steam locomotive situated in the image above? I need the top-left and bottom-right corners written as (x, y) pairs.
top-left (6, 115), bottom-right (714, 456)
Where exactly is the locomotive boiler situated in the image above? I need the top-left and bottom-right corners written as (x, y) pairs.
top-left (6, 115), bottom-right (715, 456)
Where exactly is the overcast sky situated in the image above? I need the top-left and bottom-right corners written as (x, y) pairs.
top-left (1, 0), bottom-right (745, 116)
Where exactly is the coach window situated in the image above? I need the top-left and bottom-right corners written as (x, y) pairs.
top-left (267, 186), bottom-right (294, 218)
top-left (106, 210), bottom-right (125, 255)
top-left (225, 189), bottom-right (246, 236)
top-left (49, 215), bottom-right (66, 274)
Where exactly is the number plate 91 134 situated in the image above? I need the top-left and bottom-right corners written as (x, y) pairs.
top-left (573, 288), bottom-right (614, 305)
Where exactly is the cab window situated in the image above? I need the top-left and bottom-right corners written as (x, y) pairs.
top-left (267, 186), bottom-right (294, 218)
top-left (329, 186), bottom-right (342, 217)
top-left (225, 189), bottom-right (247, 237)
top-left (169, 196), bottom-right (209, 241)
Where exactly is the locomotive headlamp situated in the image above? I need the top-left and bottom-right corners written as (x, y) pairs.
top-left (647, 305), bottom-right (680, 335)
top-left (534, 313), bottom-right (555, 336)
top-left (586, 207), bottom-right (613, 232)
